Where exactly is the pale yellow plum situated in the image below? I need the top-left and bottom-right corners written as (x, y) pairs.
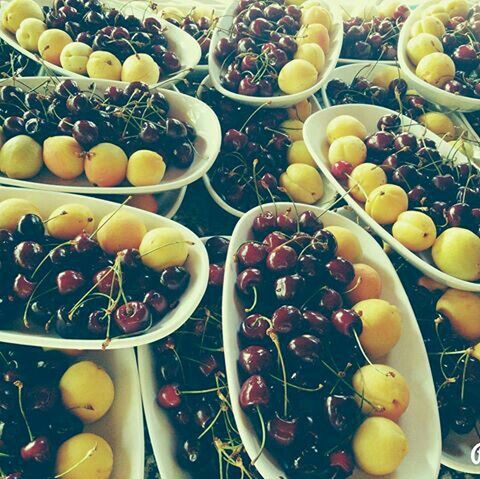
top-left (392, 211), bottom-right (437, 252)
top-left (55, 433), bottom-right (113, 479)
top-left (418, 112), bottom-right (456, 140)
top-left (354, 299), bottom-right (402, 359)
top-left (324, 225), bottom-right (362, 262)
top-left (407, 33), bottom-right (443, 66)
top-left (371, 65), bottom-right (402, 90)
top-left (97, 210), bottom-right (147, 255)
top-left (0, 135), bottom-right (42, 179)
top-left (437, 289), bottom-right (480, 340)
top-left (60, 42), bottom-right (93, 75)
top-left (378, 0), bottom-right (401, 17)
top-left (121, 53), bottom-right (160, 85)
top-left (353, 364), bottom-right (410, 421)
top-left (287, 140), bottom-right (316, 167)
top-left (411, 16), bottom-right (446, 38)
top-left (423, 4), bottom-right (450, 24)
top-left (432, 227), bottom-right (480, 281)
top-left (326, 115), bottom-right (367, 143)
top-left (417, 275), bottom-right (448, 292)
top-left (328, 136), bottom-right (367, 167)
top-left (281, 119), bottom-right (304, 141)
top-left (294, 43), bottom-right (325, 72)
top-left (353, 417), bottom-right (408, 476)
top-left (365, 184), bottom-right (409, 225)
top-left (348, 163), bottom-right (387, 203)
top-left (46, 204), bottom-right (95, 240)
top-left (38, 29), bottom-right (72, 65)
top-left (301, 5), bottom-right (332, 30)
top-left (472, 343), bottom-right (480, 361)
top-left (416, 52), bottom-right (455, 87)
top-left (0, 198), bottom-right (41, 231)
top-left (278, 59), bottom-right (318, 94)
top-left (84, 143), bottom-right (128, 187)
top-left (346, 263), bottom-right (382, 304)
top-left (448, 139), bottom-right (474, 159)
top-left (1, 0), bottom-right (43, 33)
top-left (285, 0), bottom-right (304, 6)
top-left (127, 150), bottom-right (166, 186)
top-left (139, 227), bottom-right (189, 271)
top-left (279, 164), bottom-right (324, 204)
top-left (127, 194), bottom-right (158, 213)
top-left (297, 23), bottom-right (330, 52)
top-left (60, 361), bottom-right (114, 424)
top-left (86, 51), bottom-right (122, 80)
top-left (442, 0), bottom-right (469, 18)
top-left (288, 99), bottom-right (312, 121)
top-left (43, 136), bottom-right (84, 180)
top-left (16, 18), bottom-right (46, 52)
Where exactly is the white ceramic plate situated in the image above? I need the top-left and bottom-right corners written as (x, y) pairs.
top-left (0, 186), bottom-right (209, 349)
top-left (303, 103), bottom-right (480, 292)
top-left (208, 0), bottom-right (343, 108)
top-left (0, 0), bottom-right (201, 86)
top-left (443, 429), bottom-right (480, 474)
top-left (77, 347), bottom-right (144, 479)
top-left (397, 0), bottom-right (480, 112)
top-left (0, 76), bottom-right (221, 195)
top-left (197, 75), bottom-right (338, 217)
top-left (222, 202), bottom-right (441, 479)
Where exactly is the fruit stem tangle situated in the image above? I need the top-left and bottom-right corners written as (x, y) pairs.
top-left (54, 443), bottom-right (98, 478)
top-left (13, 380), bottom-right (33, 442)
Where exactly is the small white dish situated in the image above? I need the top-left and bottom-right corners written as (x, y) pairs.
top-left (208, 0), bottom-right (343, 108)
top-left (0, 0), bottom-right (201, 86)
top-left (197, 75), bottom-right (337, 217)
top-left (0, 76), bottom-right (221, 195)
top-left (80, 347), bottom-right (144, 479)
top-left (222, 202), bottom-right (441, 479)
top-left (0, 186), bottom-right (209, 349)
top-left (397, 0), bottom-right (480, 112)
top-left (443, 429), bottom-right (480, 474)
top-left (303, 103), bottom-right (480, 293)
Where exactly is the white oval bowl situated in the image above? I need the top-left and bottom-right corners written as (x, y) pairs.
top-left (76, 347), bottom-right (144, 479)
top-left (397, 0), bottom-right (480, 112)
top-left (0, 76), bottom-right (221, 195)
top-left (0, 186), bottom-right (209, 349)
top-left (207, 0), bottom-right (343, 108)
top-left (197, 75), bottom-right (337, 217)
top-left (304, 103), bottom-right (480, 293)
top-left (0, 0), bottom-right (201, 86)
top-left (338, 57), bottom-right (397, 65)
top-left (222, 201), bottom-right (441, 479)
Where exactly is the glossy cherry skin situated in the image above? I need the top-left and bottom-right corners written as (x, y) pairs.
top-left (208, 264), bottom-right (225, 288)
top-left (325, 395), bottom-right (360, 437)
top-left (20, 436), bottom-right (51, 463)
top-left (325, 258), bottom-right (355, 287)
top-left (236, 268), bottom-right (263, 295)
top-left (303, 310), bottom-right (330, 335)
top-left (14, 241), bottom-right (44, 270)
top-left (239, 374), bottom-right (270, 409)
top-left (272, 305), bottom-right (302, 334)
top-left (114, 301), bottom-right (151, 334)
top-left (93, 267), bottom-right (118, 295)
top-left (331, 308), bottom-right (363, 337)
top-left (329, 448), bottom-right (355, 475)
top-left (237, 242), bottom-right (268, 268)
top-left (252, 211), bottom-right (277, 237)
top-left (287, 334), bottom-right (321, 364)
top-left (160, 266), bottom-right (190, 296)
top-left (56, 270), bottom-right (85, 295)
top-left (240, 314), bottom-right (269, 342)
top-left (205, 236), bottom-right (229, 263)
top-left (296, 254), bottom-right (323, 279)
top-left (266, 245), bottom-right (298, 274)
top-left (309, 230), bottom-right (337, 262)
top-left (262, 231), bottom-right (288, 252)
top-left (239, 345), bottom-right (273, 374)
top-left (317, 288), bottom-right (343, 313)
top-left (157, 383), bottom-right (181, 409)
top-left (267, 413), bottom-right (298, 447)
top-left (298, 211), bottom-right (322, 234)
top-left (13, 274), bottom-right (36, 300)
top-left (144, 290), bottom-right (169, 319)
top-left (16, 214), bottom-right (44, 240)
top-left (274, 274), bottom-right (306, 304)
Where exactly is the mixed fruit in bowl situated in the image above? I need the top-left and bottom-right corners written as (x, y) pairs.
top-left (0, 190), bottom-right (206, 347)
top-left (341, 1), bottom-right (410, 62)
top-left (0, 77), bottom-right (218, 192)
top-left (0, 0), bottom-right (197, 84)
top-left (211, 0), bottom-right (340, 101)
top-left (200, 83), bottom-right (330, 215)
top-left (0, 344), bottom-right (126, 479)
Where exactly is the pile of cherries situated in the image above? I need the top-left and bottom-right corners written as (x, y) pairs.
top-left (326, 74), bottom-right (427, 120)
top-left (155, 237), bottom-right (260, 478)
top-left (214, 0), bottom-right (302, 96)
top-left (235, 208), bottom-right (367, 478)
top-left (393, 256), bottom-right (480, 440)
top-left (333, 113), bottom-right (480, 236)
top-left (0, 213), bottom-right (191, 341)
top-left (0, 343), bottom-right (82, 478)
top-left (0, 79), bottom-right (197, 167)
top-left (203, 87), bottom-right (292, 212)
top-left (341, 6), bottom-right (410, 61)
top-left (438, 5), bottom-right (480, 97)
top-left (43, 0), bottom-right (182, 74)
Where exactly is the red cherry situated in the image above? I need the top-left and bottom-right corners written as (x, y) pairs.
top-left (93, 267), bottom-right (118, 295)
top-left (267, 414), bottom-right (298, 447)
top-left (114, 301), bottom-right (151, 334)
top-left (20, 436), bottom-right (51, 463)
top-left (266, 245), bottom-right (298, 274)
top-left (208, 264), bottom-right (225, 287)
top-left (240, 314), bottom-right (269, 342)
top-left (262, 231), bottom-right (289, 252)
top-left (331, 161), bottom-right (353, 182)
top-left (157, 383), bottom-right (181, 408)
top-left (331, 308), bottom-right (363, 337)
top-left (13, 274), bottom-right (36, 300)
top-left (237, 242), bottom-right (268, 268)
top-left (56, 270), bottom-right (85, 295)
top-left (329, 448), bottom-right (355, 474)
top-left (239, 345), bottom-right (273, 374)
top-left (272, 305), bottom-right (302, 334)
top-left (239, 375), bottom-right (270, 409)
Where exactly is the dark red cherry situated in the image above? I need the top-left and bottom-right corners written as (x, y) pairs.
top-left (303, 310), bottom-right (330, 335)
top-left (16, 214), bottom-right (44, 240)
top-left (325, 395), bottom-right (360, 436)
top-left (287, 334), bottom-right (321, 363)
top-left (325, 258), bottom-right (355, 286)
top-left (446, 203), bottom-right (472, 227)
top-left (93, 267), bottom-right (118, 295)
top-left (160, 267), bottom-right (190, 296)
top-left (20, 436), bottom-right (50, 463)
top-left (144, 290), bottom-right (169, 319)
top-left (299, 210), bottom-right (322, 234)
top-left (13, 274), bottom-right (36, 300)
top-left (157, 383), bottom-right (181, 409)
top-left (329, 448), bottom-right (355, 474)
top-left (114, 301), bottom-right (151, 334)
top-left (276, 212), bottom-right (297, 234)
top-left (377, 113), bottom-right (400, 131)
top-left (14, 241), bottom-right (44, 270)
top-left (317, 287), bottom-right (343, 313)
top-left (394, 132), bottom-right (418, 152)
top-left (296, 254), bottom-right (322, 279)
top-left (57, 270), bottom-right (85, 295)
top-left (239, 345), bottom-right (273, 374)
top-left (237, 242), bottom-right (268, 268)
top-left (208, 264), bottom-right (225, 288)
top-left (252, 211), bottom-right (277, 237)
top-left (267, 414), bottom-right (298, 447)
top-left (331, 160), bottom-right (353, 182)
top-left (236, 268), bottom-right (263, 295)
top-left (309, 230), bottom-right (337, 261)
top-left (272, 305), bottom-right (302, 334)
top-left (331, 308), bottom-right (363, 337)
top-left (274, 274), bottom-right (306, 303)
top-left (239, 375), bottom-right (270, 408)
top-left (266, 245), bottom-right (297, 274)
top-left (240, 313), bottom-right (269, 342)
top-left (262, 231), bottom-right (288, 252)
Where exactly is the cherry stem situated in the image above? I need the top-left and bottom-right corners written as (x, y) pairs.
top-left (268, 328), bottom-right (288, 418)
top-left (180, 386), bottom-right (226, 395)
top-left (252, 405), bottom-right (266, 465)
top-left (244, 286), bottom-right (258, 313)
top-left (14, 381), bottom-right (33, 442)
top-left (54, 443), bottom-right (97, 478)
top-left (139, 240), bottom-right (195, 259)
top-left (90, 195), bottom-right (132, 239)
top-left (198, 406), bottom-right (223, 440)
top-left (352, 329), bottom-right (374, 367)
